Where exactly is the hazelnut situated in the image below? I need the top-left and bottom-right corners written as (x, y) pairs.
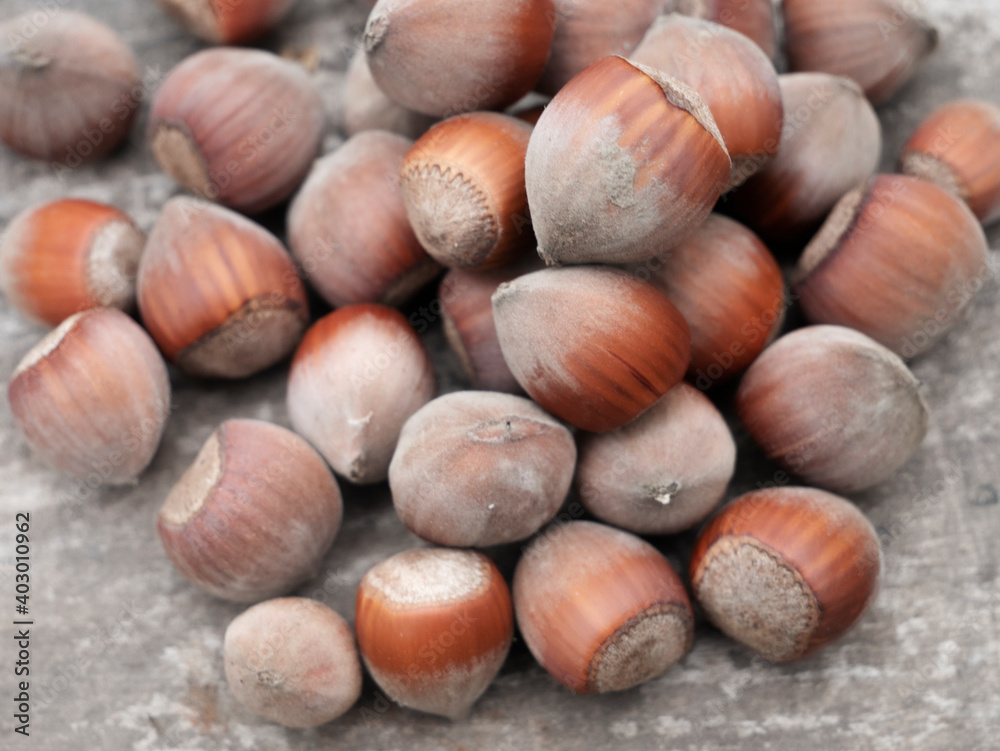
top-left (536, 0), bottom-right (664, 96)
top-left (8, 308), bottom-right (170, 485)
top-left (148, 48), bottom-right (325, 214)
top-left (783, 0), bottom-right (938, 105)
top-left (136, 196), bottom-right (308, 379)
top-left (287, 131), bottom-right (441, 309)
top-left (690, 486), bottom-right (881, 661)
top-left (628, 214), bottom-right (785, 386)
top-left (730, 73), bottom-right (882, 244)
top-left (525, 56), bottom-right (730, 265)
top-left (389, 391), bottom-right (576, 547)
top-left (631, 14), bottom-right (783, 188)
top-left (793, 174), bottom-right (990, 358)
top-left (157, 419), bottom-right (343, 603)
top-left (0, 11), bottom-right (140, 163)
top-left (401, 112), bottom-right (535, 270)
top-left (224, 597), bottom-right (362, 728)
top-left (287, 304), bottom-right (436, 484)
top-left (676, 0), bottom-right (777, 60)
top-left (363, 0), bottom-right (556, 117)
top-left (156, 0), bottom-right (297, 44)
top-left (576, 383), bottom-right (736, 535)
top-left (735, 325), bottom-right (929, 493)
top-left (342, 49), bottom-right (436, 140)
top-left (0, 199), bottom-right (145, 327)
top-left (355, 547), bottom-right (513, 719)
top-left (901, 98), bottom-right (1000, 226)
top-left (439, 256), bottom-right (542, 393)
top-left (492, 266), bottom-right (691, 432)
top-left (514, 520), bottom-right (694, 693)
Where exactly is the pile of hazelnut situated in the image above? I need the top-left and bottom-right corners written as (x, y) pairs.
top-left (1, 0), bottom-right (998, 730)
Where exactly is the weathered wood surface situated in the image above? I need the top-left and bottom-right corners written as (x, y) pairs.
top-left (1, 1), bottom-right (999, 748)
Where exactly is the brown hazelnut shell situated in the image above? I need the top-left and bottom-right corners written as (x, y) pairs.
top-left (8, 308), bottom-right (170, 485)
top-left (137, 196), bottom-right (309, 379)
top-left (783, 0), bottom-right (938, 105)
top-left (363, 0), bottom-right (556, 118)
top-left (676, 0), bottom-right (777, 60)
top-left (148, 48), bottom-right (325, 214)
top-left (513, 520), bottom-right (694, 693)
top-left (288, 131), bottom-right (441, 309)
top-left (401, 112), bottom-right (535, 270)
top-left (224, 597), bottom-right (362, 728)
top-left (157, 419), bottom-right (343, 603)
top-left (690, 486), bottom-right (881, 661)
top-left (355, 548), bottom-right (513, 720)
top-left (631, 14), bottom-right (783, 188)
top-left (287, 304), bottom-right (436, 484)
top-left (793, 174), bottom-right (989, 359)
top-left (342, 49), bottom-right (437, 140)
top-left (0, 11), bottom-right (140, 163)
top-left (389, 391), bottom-right (576, 547)
top-left (492, 266), bottom-right (691, 433)
top-left (576, 383), bottom-right (736, 535)
top-left (525, 56), bottom-right (730, 265)
top-left (735, 325), bottom-right (929, 493)
top-left (901, 98), bottom-right (1000, 226)
top-left (0, 199), bottom-right (145, 327)
top-left (156, 0), bottom-right (297, 44)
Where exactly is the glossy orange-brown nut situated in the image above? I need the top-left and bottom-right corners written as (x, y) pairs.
top-left (631, 14), bottom-right (783, 188)
top-left (536, 0), bottom-right (664, 95)
top-left (389, 391), bottom-right (576, 547)
top-left (514, 520), bottom-right (694, 693)
top-left (288, 131), bottom-right (441, 309)
top-left (8, 308), bottom-right (170, 485)
top-left (676, 0), bottom-right (777, 60)
top-left (157, 419), bottom-right (343, 603)
top-left (793, 175), bottom-right (989, 359)
top-left (492, 266), bottom-right (691, 432)
top-left (731, 73), bottom-right (882, 244)
top-left (364, 0), bottom-right (556, 118)
top-left (576, 383), bottom-right (736, 535)
top-left (525, 56), bottom-right (730, 265)
top-left (630, 214), bottom-right (784, 387)
top-left (224, 598), bottom-right (362, 728)
top-left (735, 326), bottom-right (929, 493)
top-left (783, 0), bottom-right (938, 105)
top-left (148, 48), bottom-right (324, 214)
top-left (439, 256), bottom-right (542, 393)
top-left (901, 98), bottom-right (1000, 226)
top-left (0, 199), bottom-right (145, 327)
top-left (287, 304), bottom-right (435, 484)
top-left (690, 486), bottom-right (881, 661)
top-left (137, 196), bottom-right (308, 379)
top-left (0, 12), bottom-right (140, 163)
top-left (156, 0), bottom-right (297, 44)
top-left (402, 113), bottom-right (535, 270)
top-left (355, 548), bottom-right (513, 719)
top-left (342, 49), bottom-right (437, 140)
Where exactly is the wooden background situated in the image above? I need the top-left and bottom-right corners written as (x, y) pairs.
top-left (0, 0), bottom-right (998, 748)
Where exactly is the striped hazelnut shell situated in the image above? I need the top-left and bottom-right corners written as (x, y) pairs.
top-left (735, 325), bottom-right (929, 493)
top-left (793, 174), bottom-right (989, 359)
top-left (8, 308), bottom-right (170, 485)
top-left (148, 48), bottom-right (324, 214)
top-left (514, 520), bottom-right (694, 693)
top-left (492, 266), bottom-right (691, 432)
top-left (401, 112), bottom-right (535, 270)
top-left (288, 131), bottom-right (441, 309)
top-left (525, 56), bottom-right (730, 265)
top-left (137, 196), bottom-right (308, 379)
top-left (690, 486), bottom-right (882, 661)
top-left (676, 0), bottom-right (777, 60)
top-left (901, 98), bottom-right (1000, 226)
top-left (355, 548), bottom-right (513, 719)
top-left (0, 199), bottom-right (145, 327)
